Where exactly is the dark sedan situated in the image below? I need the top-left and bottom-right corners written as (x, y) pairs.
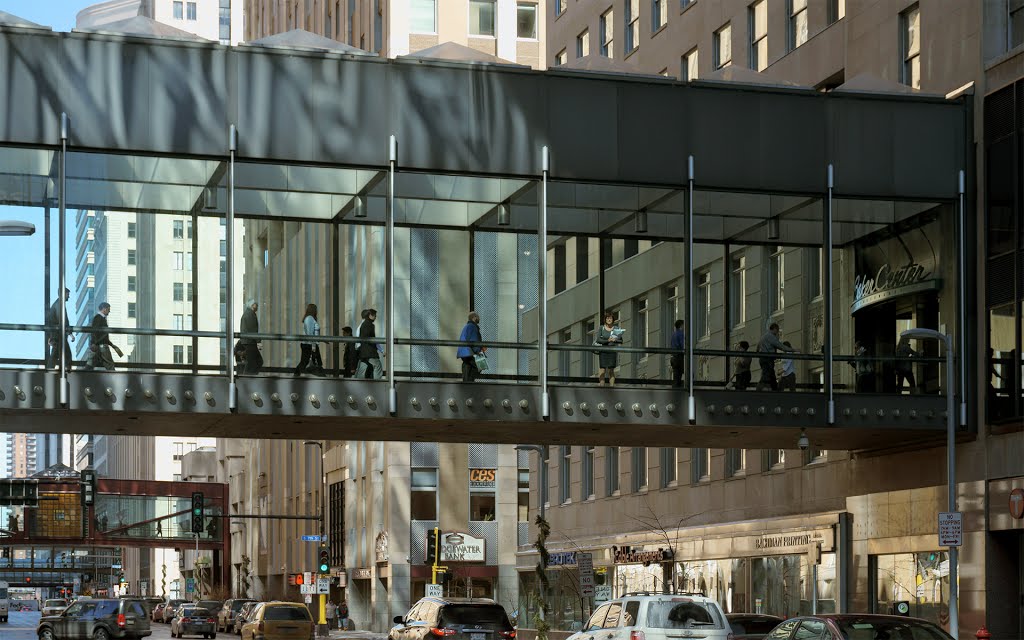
top-left (727, 614), bottom-right (784, 640)
top-left (764, 615), bottom-right (954, 640)
top-left (171, 606), bottom-right (217, 639)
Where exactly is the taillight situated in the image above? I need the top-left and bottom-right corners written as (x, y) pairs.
top-left (117, 614), bottom-right (126, 628)
top-left (430, 628), bottom-right (456, 637)
top-left (726, 634), bottom-right (735, 640)
top-left (629, 631), bottom-right (645, 640)
top-left (500, 631), bottom-right (517, 638)
top-left (182, 618), bottom-right (191, 624)
top-left (208, 619), bottom-right (216, 624)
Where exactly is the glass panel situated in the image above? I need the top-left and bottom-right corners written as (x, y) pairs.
top-left (988, 304), bottom-right (1016, 422)
top-left (873, 551), bottom-right (951, 627)
top-left (0, 146), bottom-right (59, 371)
top-left (469, 0), bottom-right (496, 36)
top-left (517, 2), bottom-right (537, 39)
top-left (410, 0), bottom-right (436, 33)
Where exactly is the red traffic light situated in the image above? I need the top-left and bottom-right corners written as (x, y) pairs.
top-left (25, 576), bottom-right (31, 583)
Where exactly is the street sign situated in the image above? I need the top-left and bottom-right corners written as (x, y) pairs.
top-left (938, 511), bottom-right (962, 547)
top-left (111, 564), bottom-right (122, 570)
top-left (594, 585), bottom-right (611, 603)
top-left (426, 584), bottom-right (444, 598)
top-left (304, 594), bottom-right (312, 604)
top-left (300, 584), bottom-right (315, 595)
top-left (577, 552), bottom-right (595, 597)
top-left (317, 577), bottom-right (331, 594)
top-left (303, 571), bottom-right (313, 586)
top-left (185, 578), bottom-right (195, 593)
top-left (301, 535), bottom-right (322, 542)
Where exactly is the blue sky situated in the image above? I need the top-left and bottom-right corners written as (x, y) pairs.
top-left (0, 2), bottom-right (94, 361)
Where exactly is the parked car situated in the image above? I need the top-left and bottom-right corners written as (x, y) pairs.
top-left (164, 600), bottom-right (189, 623)
top-left (41, 599), bottom-right (68, 617)
top-left (390, 597), bottom-right (515, 640)
top-left (152, 603), bottom-right (167, 623)
top-left (241, 602), bottom-right (314, 640)
top-left (171, 606), bottom-right (217, 639)
top-left (218, 599), bottom-right (257, 633)
top-left (37, 597), bottom-right (152, 640)
top-left (198, 601), bottom-right (224, 614)
top-left (564, 593), bottom-right (732, 640)
top-left (763, 615), bottom-right (955, 640)
top-left (727, 614), bottom-right (784, 640)
top-left (233, 602), bottom-right (260, 636)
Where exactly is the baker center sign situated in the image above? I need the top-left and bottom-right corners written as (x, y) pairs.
top-left (439, 531), bottom-right (486, 562)
top-left (852, 262), bottom-right (940, 313)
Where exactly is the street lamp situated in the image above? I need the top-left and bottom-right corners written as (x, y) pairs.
top-left (304, 441), bottom-right (327, 637)
top-left (900, 328), bottom-right (958, 638)
top-left (0, 220), bottom-right (35, 236)
top-left (515, 445), bottom-right (549, 626)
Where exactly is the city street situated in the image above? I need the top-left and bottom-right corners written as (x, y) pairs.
top-left (3, 609), bottom-right (386, 640)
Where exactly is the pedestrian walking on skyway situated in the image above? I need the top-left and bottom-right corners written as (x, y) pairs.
top-left (356, 308), bottom-right (384, 379)
top-left (45, 287), bottom-right (75, 369)
top-left (755, 323), bottom-right (794, 391)
top-left (458, 311), bottom-right (486, 382)
top-left (239, 299), bottom-right (263, 374)
top-left (82, 302), bottom-right (122, 371)
top-left (294, 303), bottom-right (325, 377)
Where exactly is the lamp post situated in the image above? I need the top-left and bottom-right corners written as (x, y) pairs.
top-left (900, 328), bottom-right (957, 639)
top-left (515, 445), bottom-right (549, 629)
top-left (304, 441), bottom-right (327, 637)
top-left (0, 220), bottom-right (35, 236)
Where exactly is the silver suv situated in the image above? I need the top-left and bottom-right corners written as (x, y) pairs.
top-left (567, 593), bottom-right (731, 640)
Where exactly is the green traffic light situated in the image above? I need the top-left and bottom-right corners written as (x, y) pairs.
top-left (319, 563), bottom-right (329, 573)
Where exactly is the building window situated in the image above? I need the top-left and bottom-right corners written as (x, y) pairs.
top-left (577, 28), bottom-right (590, 57)
top-left (681, 0), bottom-right (693, 7)
top-left (173, 251), bottom-right (184, 270)
top-left (518, 468), bottom-right (530, 521)
top-left (652, 0), bottom-right (666, 32)
top-left (681, 48), bottom-right (698, 81)
top-left (348, 0), bottom-right (356, 44)
top-left (697, 270), bottom-right (711, 339)
top-left (470, 0), bottom-right (496, 36)
top-left (517, 2), bottom-right (537, 38)
top-left (690, 448), bottom-right (709, 483)
top-left (470, 482), bottom-right (496, 522)
top-left (555, 49), bottom-right (568, 65)
top-left (411, 468), bottom-right (438, 520)
top-left (173, 220), bottom-right (184, 239)
top-left (127, 275), bottom-right (137, 293)
top-left (374, 0), bottom-right (383, 51)
top-left (762, 449), bottom-right (785, 471)
top-left (828, 0), bottom-right (845, 24)
top-left (582, 446), bottom-right (594, 500)
top-left (173, 283), bottom-right (184, 302)
top-left (804, 447), bottom-right (827, 464)
top-left (714, 23), bottom-right (732, 69)
top-left (788, 0), bottom-right (808, 51)
top-left (127, 302), bottom-right (136, 318)
top-left (606, 446), bottom-right (619, 495)
top-left (127, 249), bottom-right (137, 266)
top-left (1011, 0), bottom-right (1024, 50)
top-left (173, 1), bottom-right (183, 19)
top-left (659, 448), bottom-right (676, 487)
top-left (872, 552), bottom-right (949, 625)
top-left (729, 254), bottom-right (746, 328)
top-left (576, 237), bottom-right (590, 283)
top-left (749, 0), bottom-right (767, 71)
top-left (626, 0), bottom-right (639, 53)
top-left (173, 314), bottom-right (184, 330)
top-left (329, 481), bottom-right (344, 567)
top-left (219, 0), bottom-right (231, 42)
top-left (187, 1), bottom-right (197, 20)
top-left (769, 245), bottom-right (785, 314)
top-left (127, 222), bottom-right (136, 238)
top-left (555, 0), bottom-right (566, 16)
top-left (541, 446), bottom-right (550, 505)
top-left (558, 328), bottom-right (572, 380)
top-left (187, 345), bottom-right (193, 364)
top-left (559, 446), bottom-right (571, 504)
top-left (411, 0), bottom-right (436, 33)
top-left (600, 8), bottom-right (614, 57)
top-left (173, 345), bottom-right (184, 365)
top-left (900, 4), bottom-right (920, 89)
top-left (808, 247), bottom-right (823, 299)
top-left (634, 296), bottom-right (649, 355)
top-left (188, 283), bottom-right (194, 302)
top-left (631, 447), bottom-right (648, 491)
top-left (725, 449), bottom-right (745, 477)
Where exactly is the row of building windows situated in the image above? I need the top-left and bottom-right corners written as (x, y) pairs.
top-left (408, 0), bottom-right (538, 39)
top-left (542, 446), bottom-right (827, 505)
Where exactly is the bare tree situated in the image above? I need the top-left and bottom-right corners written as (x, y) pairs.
top-left (625, 497), bottom-right (710, 594)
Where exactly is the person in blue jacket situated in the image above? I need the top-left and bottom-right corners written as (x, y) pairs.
top-left (457, 311), bottom-right (485, 382)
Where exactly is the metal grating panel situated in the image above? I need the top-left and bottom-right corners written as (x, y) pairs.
top-left (474, 232), bottom-right (500, 370)
top-left (518, 234), bottom-right (539, 376)
top-left (411, 442), bottom-right (440, 467)
top-left (410, 520), bottom-right (438, 565)
top-left (987, 83), bottom-right (1015, 143)
top-left (988, 253), bottom-right (1016, 307)
top-left (517, 449), bottom-right (529, 467)
top-left (466, 521), bottom-right (499, 565)
top-left (518, 522), bottom-right (530, 548)
top-left (411, 228), bottom-right (441, 373)
top-left (468, 443), bottom-right (498, 468)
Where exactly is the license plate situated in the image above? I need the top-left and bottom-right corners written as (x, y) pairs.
top-left (471, 634), bottom-right (485, 640)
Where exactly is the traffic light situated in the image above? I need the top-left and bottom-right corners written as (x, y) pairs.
top-left (191, 492), bottom-right (204, 534)
top-left (118, 571), bottom-right (126, 585)
top-left (80, 469), bottom-right (96, 506)
top-left (1, 546), bottom-right (9, 558)
top-left (318, 546), bottom-right (330, 574)
top-left (24, 576), bottom-right (31, 584)
top-left (426, 527), bottom-right (439, 565)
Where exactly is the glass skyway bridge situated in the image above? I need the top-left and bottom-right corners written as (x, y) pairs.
top-left (0, 18), bottom-right (974, 451)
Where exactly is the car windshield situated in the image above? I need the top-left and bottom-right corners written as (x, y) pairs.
top-left (232, 601), bottom-right (254, 611)
top-left (182, 608), bottom-right (209, 617)
top-left (645, 601), bottom-right (723, 629)
top-left (265, 606), bottom-right (312, 621)
top-left (834, 619), bottom-right (954, 640)
top-left (728, 617), bottom-right (781, 634)
top-left (440, 605), bottom-right (511, 626)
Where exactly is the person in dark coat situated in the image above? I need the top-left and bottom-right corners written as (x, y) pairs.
top-left (755, 323), bottom-right (794, 391)
top-left (596, 311), bottom-right (621, 386)
top-left (341, 325), bottom-right (359, 377)
top-left (669, 319), bottom-right (685, 388)
top-left (457, 311), bottom-right (485, 382)
top-left (239, 299), bottom-right (263, 374)
top-left (82, 302), bottom-right (122, 370)
top-left (356, 308), bottom-right (383, 379)
top-left (45, 287), bottom-right (75, 369)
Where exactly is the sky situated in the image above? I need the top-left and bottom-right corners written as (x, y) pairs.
top-left (0, 2), bottom-right (97, 362)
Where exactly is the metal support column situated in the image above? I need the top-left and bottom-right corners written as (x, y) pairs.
top-left (685, 156), bottom-right (695, 422)
top-left (825, 164), bottom-right (834, 423)
top-left (227, 125), bottom-right (237, 411)
top-left (386, 135), bottom-right (397, 414)
top-left (59, 113), bottom-right (69, 406)
top-left (44, 204), bottom-right (50, 362)
top-left (722, 241), bottom-right (731, 379)
top-left (539, 146), bottom-right (550, 419)
top-left (957, 169), bottom-right (967, 426)
top-left (944, 332), bottom-right (958, 640)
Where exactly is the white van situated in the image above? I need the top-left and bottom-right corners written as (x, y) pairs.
top-left (567, 594), bottom-right (732, 640)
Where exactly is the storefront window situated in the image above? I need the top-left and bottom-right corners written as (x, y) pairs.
top-left (750, 555), bottom-right (807, 618)
top-left (411, 468), bottom-right (437, 520)
top-left (470, 491), bottom-right (496, 521)
top-left (518, 468), bottom-right (530, 521)
top-left (872, 551), bottom-right (950, 626)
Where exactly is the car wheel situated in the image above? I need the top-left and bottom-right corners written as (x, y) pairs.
top-left (39, 629), bottom-right (55, 640)
top-left (95, 628), bottom-right (111, 640)
top-left (212, 634), bottom-right (217, 639)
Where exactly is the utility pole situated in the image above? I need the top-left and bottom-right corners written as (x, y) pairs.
top-left (305, 441), bottom-right (328, 637)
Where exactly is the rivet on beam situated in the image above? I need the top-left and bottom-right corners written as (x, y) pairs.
top-left (909, 409), bottom-right (917, 419)
top-left (891, 409), bottom-right (900, 418)
top-left (144, 389), bottom-right (155, 400)
top-left (757, 406), bottom-right (766, 415)
top-left (724, 405), bottom-right (733, 415)
top-left (429, 397), bottom-right (439, 408)
top-left (124, 389), bottom-right (134, 399)
top-left (328, 394), bottom-right (338, 406)
top-left (447, 398), bottom-right (457, 408)
top-left (104, 387), bottom-right (114, 398)
top-left (579, 402), bottom-right (589, 413)
top-left (410, 397), bottom-right (420, 408)
top-left (876, 409), bottom-right (885, 418)
top-left (250, 392), bottom-right (261, 402)
top-left (483, 398), bottom-right (493, 409)
top-left (365, 396), bottom-right (377, 408)
top-left (271, 393), bottom-right (281, 404)
top-left (598, 402), bottom-right (608, 414)
top-left (465, 398), bottom-right (474, 408)
top-left (806, 408), bottom-right (815, 417)
top-left (859, 408), bottom-right (868, 417)
top-left (184, 390), bottom-right (195, 401)
top-left (740, 405), bottom-right (749, 415)
top-left (707, 404), bottom-right (716, 414)
top-left (291, 393), bottom-right (300, 403)
top-left (204, 391), bottom-right (214, 403)
top-left (790, 407), bottom-right (800, 416)
top-left (165, 390), bottom-right (175, 401)
top-left (773, 406), bottom-right (783, 415)
top-left (346, 395), bottom-right (356, 407)
top-left (519, 399), bottom-right (529, 410)
top-left (502, 399), bottom-right (511, 409)
top-left (83, 387), bottom-right (93, 398)
top-left (631, 403), bottom-right (641, 415)
top-left (34, 386), bottom-right (44, 396)
top-left (614, 402), bottom-right (624, 413)
top-left (309, 394), bottom-right (320, 408)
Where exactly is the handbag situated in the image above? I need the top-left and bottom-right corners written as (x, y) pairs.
top-left (473, 352), bottom-right (489, 372)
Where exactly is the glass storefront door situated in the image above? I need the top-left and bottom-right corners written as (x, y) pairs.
top-left (872, 551), bottom-right (950, 626)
